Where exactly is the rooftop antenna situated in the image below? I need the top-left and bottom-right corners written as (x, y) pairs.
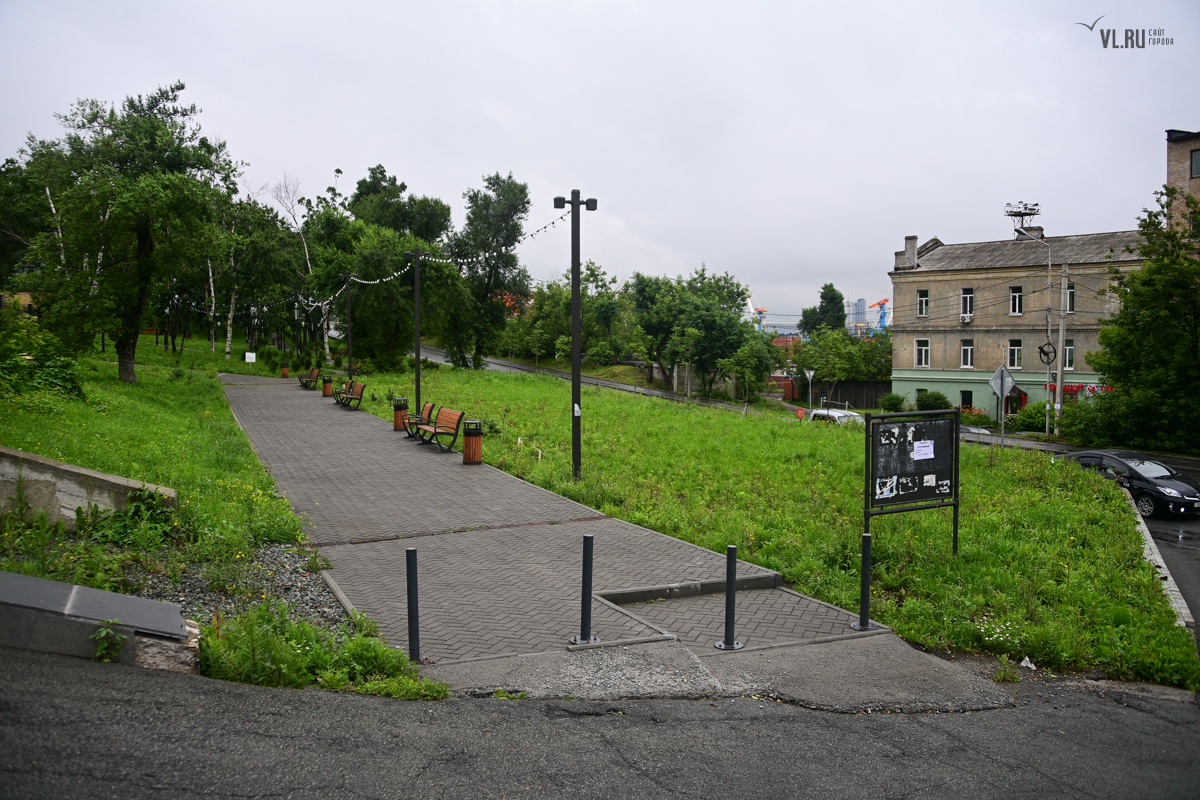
top-left (1004, 201), bottom-right (1040, 233)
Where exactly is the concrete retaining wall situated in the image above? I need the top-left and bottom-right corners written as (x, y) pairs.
top-left (0, 445), bottom-right (177, 528)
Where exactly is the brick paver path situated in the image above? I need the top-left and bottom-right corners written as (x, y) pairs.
top-left (223, 376), bottom-right (873, 663)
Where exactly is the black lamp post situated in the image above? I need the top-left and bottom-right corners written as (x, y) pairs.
top-left (340, 274), bottom-right (354, 381)
top-left (405, 250), bottom-right (423, 414)
top-left (553, 190), bottom-right (597, 481)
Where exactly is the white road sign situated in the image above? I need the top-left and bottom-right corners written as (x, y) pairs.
top-left (989, 365), bottom-right (1015, 398)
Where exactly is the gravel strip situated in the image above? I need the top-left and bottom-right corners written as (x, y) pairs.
top-left (131, 544), bottom-right (350, 630)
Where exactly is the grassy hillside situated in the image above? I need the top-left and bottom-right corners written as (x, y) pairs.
top-left (353, 366), bottom-right (1199, 689)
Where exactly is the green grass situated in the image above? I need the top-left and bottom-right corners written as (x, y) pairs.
top-left (354, 366), bottom-right (1200, 690)
top-left (0, 357), bottom-right (300, 587)
top-left (109, 333), bottom-right (296, 378)
top-left (200, 600), bottom-right (447, 699)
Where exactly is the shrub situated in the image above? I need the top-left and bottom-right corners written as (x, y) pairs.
top-left (915, 390), bottom-right (951, 411)
top-left (960, 405), bottom-right (993, 427)
top-left (586, 340), bottom-right (616, 367)
top-left (880, 392), bottom-right (906, 413)
top-left (199, 600), bottom-right (448, 699)
top-left (1009, 400), bottom-right (1048, 432)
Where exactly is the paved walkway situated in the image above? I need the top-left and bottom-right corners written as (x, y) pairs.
top-left (221, 375), bottom-right (878, 665)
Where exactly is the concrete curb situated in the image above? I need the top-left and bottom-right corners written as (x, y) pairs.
top-left (1123, 488), bottom-right (1194, 629)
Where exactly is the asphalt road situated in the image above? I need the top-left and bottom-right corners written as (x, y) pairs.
top-left (1, 646), bottom-right (1197, 799)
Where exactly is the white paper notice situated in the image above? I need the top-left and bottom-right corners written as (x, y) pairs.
top-left (912, 440), bottom-right (934, 460)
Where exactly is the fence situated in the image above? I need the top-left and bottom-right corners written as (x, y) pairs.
top-left (787, 380), bottom-right (892, 410)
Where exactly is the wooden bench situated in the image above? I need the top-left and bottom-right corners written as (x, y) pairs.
top-left (298, 367), bottom-right (321, 389)
top-left (405, 401), bottom-right (436, 438)
top-left (414, 406), bottom-right (465, 452)
top-left (333, 380), bottom-right (366, 409)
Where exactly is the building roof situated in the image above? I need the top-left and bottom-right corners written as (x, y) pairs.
top-left (897, 230), bottom-right (1141, 273)
top-left (1166, 129), bottom-right (1200, 144)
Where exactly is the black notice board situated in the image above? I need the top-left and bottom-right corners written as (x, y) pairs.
top-left (868, 413), bottom-right (958, 510)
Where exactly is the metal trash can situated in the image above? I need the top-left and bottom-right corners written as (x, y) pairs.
top-left (393, 397), bottom-right (409, 431)
top-left (281, 361), bottom-right (290, 379)
top-left (462, 420), bottom-right (483, 465)
top-left (321, 374), bottom-right (333, 397)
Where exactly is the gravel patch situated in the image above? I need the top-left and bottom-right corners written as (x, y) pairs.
top-left (131, 544), bottom-right (350, 630)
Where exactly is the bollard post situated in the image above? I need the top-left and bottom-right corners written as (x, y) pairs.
top-left (714, 545), bottom-right (744, 650)
top-left (569, 534), bottom-right (599, 644)
top-left (406, 547), bottom-right (420, 662)
top-left (851, 533), bottom-right (878, 631)
top-left (462, 420), bottom-right (483, 465)
top-left (393, 397), bottom-right (409, 432)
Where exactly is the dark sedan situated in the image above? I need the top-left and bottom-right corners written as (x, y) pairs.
top-left (1060, 449), bottom-right (1200, 518)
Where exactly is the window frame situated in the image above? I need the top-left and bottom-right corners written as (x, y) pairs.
top-left (916, 289), bottom-right (929, 317)
top-left (960, 288), bottom-right (974, 316)
top-left (915, 338), bottom-right (930, 368)
top-left (1192, 148), bottom-right (1200, 180)
top-left (1064, 338), bottom-right (1074, 370)
top-left (960, 338), bottom-right (974, 369)
top-left (1009, 286), bottom-right (1024, 315)
top-left (1008, 338), bottom-right (1023, 369)
top-left (1067, 282), bottom-right (1075, 313)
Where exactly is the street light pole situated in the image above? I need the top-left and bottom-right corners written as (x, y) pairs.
top-left (341, 274), bottom-right (354, 382)
top-left (406, 250), bottom-right (423, 414)
top-left (554, 190), bottom-right (598, 481)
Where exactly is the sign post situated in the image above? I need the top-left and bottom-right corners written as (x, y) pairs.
top-left (856, 408), bottom-right (961, 631)
top-left (989, 365), bottom-right (1015, 448)
top-left (804, 369), bottom-right (815, 408)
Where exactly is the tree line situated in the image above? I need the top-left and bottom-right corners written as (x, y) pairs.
top-left (1, 81), bottom-right (898, 404)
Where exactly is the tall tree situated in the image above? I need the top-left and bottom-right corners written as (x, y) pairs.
top-left (798, 283), bottom-right (846, 335)
top-left (446, 172), bottom-right (531, 367)
top-left (1085, 187), bottom-right (1200, 452)
top-left (23, 82), bottom-right (237, 382)
top-left (348, 164), bottom-right (453, 243)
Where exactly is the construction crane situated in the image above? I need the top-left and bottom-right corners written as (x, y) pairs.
top-left (747, 297), bottom-right (767, 331)
top-left (868, 297), bottom-right (889, 329)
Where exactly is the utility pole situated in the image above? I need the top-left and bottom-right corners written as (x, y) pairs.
top-left (553, 190), bottom-right (598, 481)
top-left (406, 250), bottom-right (423, 414)
top-left (1054, 262), bottom-right (1069, 435)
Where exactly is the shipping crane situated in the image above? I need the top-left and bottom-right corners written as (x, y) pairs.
top-left (869, 297), bottom-right (889, 329)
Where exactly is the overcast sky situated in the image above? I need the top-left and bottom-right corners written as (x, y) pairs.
top-left (2, 1), bottom-right (1196, 327)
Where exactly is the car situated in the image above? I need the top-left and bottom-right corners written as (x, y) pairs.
top-left (961, 425), bottom-right (991, 435)
top-left (808, 408), bottom-right (864, 426)
top-left (1058, 449), bottom-right (1200, 518)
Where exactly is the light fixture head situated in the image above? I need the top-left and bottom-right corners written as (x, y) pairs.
top-left (554, 196), bottom-right (566, 209)
top-left (585, 198), bottom-right (597, 211)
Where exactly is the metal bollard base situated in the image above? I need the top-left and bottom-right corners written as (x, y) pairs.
top-left (714, 640), bottom-right (744, 650)
top-left (849, 621), bottom-right (879, 631)
top-left (569, 635), bottom-right (600, 645)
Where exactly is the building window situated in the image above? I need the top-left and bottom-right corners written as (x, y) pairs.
top-left (960, 390), bottom-right (973, 409)
top-left (960, 339), bottom-right (974, 368)
top-left (1192, 149), bottom-right (1200, 179)
top-left (1064, 338), bottom-right (1074, 370)
top-left (915, 339), bottom-right (930, 368)
top-left (1067, 283), bottom-right (1075, 313)
top-left (1008, 338), bottom-right (1022, 369)
top-left (960, 288), bottom-right (974, 316)
top-left (917, 289), bottom-right (929, 317)
top-left (1009, 286), bottom-right (1023, 315)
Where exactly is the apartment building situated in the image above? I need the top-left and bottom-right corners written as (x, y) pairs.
top-left (888, 229), bottom-right (1141, 419)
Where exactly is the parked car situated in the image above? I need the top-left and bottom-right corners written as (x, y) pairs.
top-left (961, 425), bottom-right (991, 435)
top-left (1058, 449), bottom-right (1200, 518)
top-left (808, 408), bottom-right (864, 426)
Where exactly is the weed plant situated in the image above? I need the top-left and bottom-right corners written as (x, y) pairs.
top-left (0, 358), bottom-right (301, 591)
top-left (200, 600), bottom-right (447, 699)
top-left (359, 367), bottom-right (1200, 689)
